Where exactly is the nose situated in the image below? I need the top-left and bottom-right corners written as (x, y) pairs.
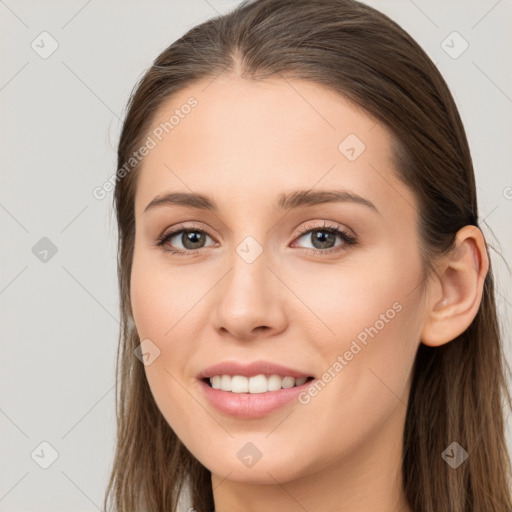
top-left (212, 239), bottom-right (288, 341)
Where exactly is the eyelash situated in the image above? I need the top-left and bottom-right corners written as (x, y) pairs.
top-left (155, 221), bottom-right (358, 257)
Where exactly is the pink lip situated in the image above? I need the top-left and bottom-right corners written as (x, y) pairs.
top-left (196, 360), bottom-right (316, 419)
top-left (198, 378), bottom-right (315, 419)
top-left (196, 360), bottom-right (314, 379)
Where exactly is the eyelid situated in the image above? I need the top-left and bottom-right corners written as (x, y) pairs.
top-left (292, 220), bottom-right (355, 240)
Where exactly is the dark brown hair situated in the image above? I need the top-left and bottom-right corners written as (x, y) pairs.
top-left (105, 1), bottom-right (512, 510)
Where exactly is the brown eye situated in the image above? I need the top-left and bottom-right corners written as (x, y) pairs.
top-left (292, 222), bottom-right (357, 254)
top-left (156, 227), bottom-right (216, 255)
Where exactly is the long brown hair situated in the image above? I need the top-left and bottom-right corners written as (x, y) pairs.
top-left (105, 1), bottom-right (512, 510)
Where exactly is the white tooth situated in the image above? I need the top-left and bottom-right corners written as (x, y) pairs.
top-left (267, 374), bottom-right (282, 391)
top-left (220, 375), bottom-right (232, 391)
top-left (231, 375), bottom-right (249, 393)
top-left (248, 374), bottom-right (268, 393)
top-left (281, 376), bottom-right (295, 389)
top-left (212, 374), bottom-right (308, 392)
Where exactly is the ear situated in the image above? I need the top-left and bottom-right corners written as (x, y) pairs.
top-left (420, 225), bottom-right (489, 347)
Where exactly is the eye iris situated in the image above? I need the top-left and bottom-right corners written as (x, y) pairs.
top-left (312, 230), bottom-right (336, 249)
top-left (183, 230), bottom-right (205, 250)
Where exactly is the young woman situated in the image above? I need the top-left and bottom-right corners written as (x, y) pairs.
top-left (104, 0), bottom-right (512, 510)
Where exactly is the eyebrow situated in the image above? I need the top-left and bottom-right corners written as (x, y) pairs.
top-left (143, 189), bottom-right (379, 214)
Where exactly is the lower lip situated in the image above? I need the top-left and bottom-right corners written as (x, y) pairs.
top-left (198, 378), bottom-right (315, 419)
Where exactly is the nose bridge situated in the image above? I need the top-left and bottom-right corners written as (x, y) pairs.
top-left (212, 228), bottom-right (286, 337)
top-left (225, 232), bottom-right (271, 303)
top-left (224, 213), bottom-right (273, 281)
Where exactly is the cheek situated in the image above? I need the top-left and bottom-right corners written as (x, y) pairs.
top-left (130, 262), bottom-right (198, 401)
top-left (130, 258), bottom-right (200, 438)
top-left (293, 248), bottom-right (421, 345)
top-left (300, 245), bottom-right (423, 402)
top-left (130, 248), bottom-right (187, 339)
top-left (129, 251), bottom-right (204, 398)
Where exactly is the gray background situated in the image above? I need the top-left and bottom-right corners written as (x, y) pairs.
top-left (1, 0), bottom-right (511, 510)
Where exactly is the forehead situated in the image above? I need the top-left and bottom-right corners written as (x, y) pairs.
top-left (134, 74), bottom-right (415, 220)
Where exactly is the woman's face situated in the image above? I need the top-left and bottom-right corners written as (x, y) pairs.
top-left (130, 75), bottom-right (426, 485)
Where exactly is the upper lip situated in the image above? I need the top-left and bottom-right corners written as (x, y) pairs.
top-left (197, 360), bottom-right (314, 379)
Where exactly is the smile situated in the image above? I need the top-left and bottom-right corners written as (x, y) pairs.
top-left (198, 376), bottom-right (316, 419)
top-left (205, 374), bottom-right (314, 393)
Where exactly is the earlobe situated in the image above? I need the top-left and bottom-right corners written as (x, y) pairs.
top-left (420, 225), bottom-right (489, 347)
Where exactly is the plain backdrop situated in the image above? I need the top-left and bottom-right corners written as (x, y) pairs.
top-left (1, 1), bottom-right (511, 510)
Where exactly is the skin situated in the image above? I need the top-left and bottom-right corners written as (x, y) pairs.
top-left (130, 74), bottom-right (488, 512)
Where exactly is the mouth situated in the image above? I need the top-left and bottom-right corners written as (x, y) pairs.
top-left (201, 375), bottom-right (315, 393)
top-left (198, 373), bottom-right (317, 418)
